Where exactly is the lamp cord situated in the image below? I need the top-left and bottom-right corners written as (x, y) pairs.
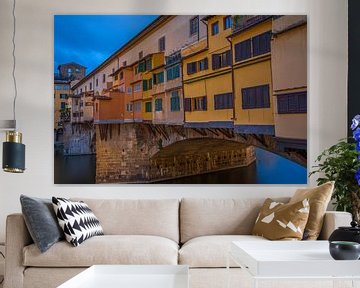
top-left (12, 0), bottom-right (17, 130)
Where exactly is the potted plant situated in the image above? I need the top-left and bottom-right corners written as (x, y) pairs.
top-left (310, 115), bottom-right (360, 222)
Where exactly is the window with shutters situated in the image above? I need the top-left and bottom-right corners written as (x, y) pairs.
top-left (252, 31), bottom-right (271, 57)
top-left (187, 62), bottom-right (197, 75)
top-left (277, 92), bottom-right (307, 114)
top-left (96, 78), bottom-right (98, 87)
top-left (212, 50), bottom-right (231, 70)
top-left (170, 90), bottom-right (180, 111)
top-left (89, 82), bottom-right (92, 90)
top-left (214, 93), bottom-right (233, 110)
top-left (190, 16), bottom-right (199, 36)
top-left (123, 61), bottom-right (127, 67)
top-left (223, 16), bottom-right (232, 30)
top-left (139, 51), bottom-right (143, 59)
top-left (138, 61), bottom-right (146, 73)
top-left (159, 36), bottom-right (166, 52)
top-left (155, 98), bottom-right (163, 111)
top-left (234, 31), bottom-right (271, 62)
top-left (145, 58), bottom-right (152, 71)
top-left (153, 71), bottom-right (164, 85)
top-left (134, 83), bottom-right (142, 92)
top-left (142, 80), bottom-right (148, 91)
top-left (120, 71), bottom-right (124, 80)
top-left (242, 84), bottom-right (270, 109)
top-left (184, 98), bottom-right (192, 112)
top-left (126, 103), bottom-right (133, 112)
top-left (198, 58), bottom-right (208, 71)
top-left (193, 96), bottom-right (207, 111)
top-left (134, 102), bottom-right (141, 112)
top-left (211, 21), bottom-right (219, 35)
top-left (234, 39), bottom-right (251, 62)
top-left (166, 64), bottom-right (180, 81)
top-left (103, 74), bottom-right (106, 83)
top-left (145, 101), bottom-right (152, 112)
top-left (142, 79), bottom-right (153, 91)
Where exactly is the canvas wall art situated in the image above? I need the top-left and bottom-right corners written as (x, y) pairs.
top-left (54, 15), bottom-right (307, 184)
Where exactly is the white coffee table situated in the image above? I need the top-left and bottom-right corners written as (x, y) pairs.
top-left (228, 241), bottom-right (360, 288)
top-left (58, 265), bottom-right (189, 288)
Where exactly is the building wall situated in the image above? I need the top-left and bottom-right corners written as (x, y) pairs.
top-left (232, 19), bottom-right (274, 132)
top-left (272, 16), bottom-right (307, 141)
top-left (233, 60), bottom-right (274, 125)
top-left (75, 16), bottom-right (207, 98)
top-left (54, 82), bottom-right (71, 129)
top-left (0, 0), bottom-right (348, 243)
top-left (183, 16), bottom-right (235, 126)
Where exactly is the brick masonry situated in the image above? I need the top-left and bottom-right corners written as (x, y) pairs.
top-left (62, 122), bottom-right (96, 155)
top-left (95, 123), bottom-right (276, 183)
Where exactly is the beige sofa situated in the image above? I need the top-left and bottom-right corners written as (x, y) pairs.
top-left (4, 198), bottom-right (352, 288)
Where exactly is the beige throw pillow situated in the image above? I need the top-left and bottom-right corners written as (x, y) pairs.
top-left (289, 181), bottom-right (334, 240)
top-left (252, 198), bottom-right (310, 240)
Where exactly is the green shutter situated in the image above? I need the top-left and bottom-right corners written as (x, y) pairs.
top-left (149, 79), bottom-right (153, 89)
top-left (142, 80), bottom-right (148, 91)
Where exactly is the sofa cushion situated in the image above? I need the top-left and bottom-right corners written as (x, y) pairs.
top-left (23, 235), bottom-right (179, 267)
top-left (179, 235), bottom-right (267, 268)
top-left (290, 181), bottom-right (334, 240)
top-left (20, 195), bottom-right (64, 253)
top-left (252, 198), bottom-right (310, 240)
top-left (72, 199), bottom-right (179, 243)
top-left (52, 197), bottom-right (104, 247)
top-left (180, 198), bottom-right (289, 243)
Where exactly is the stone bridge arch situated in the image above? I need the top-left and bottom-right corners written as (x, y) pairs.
top-left (95, 123), bottom-right (303, 183)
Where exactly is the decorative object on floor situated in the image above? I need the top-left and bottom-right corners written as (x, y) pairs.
top-left (52, 197), bottom-right (104, 247)
top-left (329, 241), bottom-right (360, 260)
top-left (289, 181), bottom-right (334, 240)
top-left (1, 0), bottom-right (25, 173)
top-left (310, 114), bottom-right (360, 222)
top-left (329, 220), bottom-right (360, 244)
top-left (252, 198), bottom-right (310, 240)
top-left (20, 195), bottom-right (64, 253)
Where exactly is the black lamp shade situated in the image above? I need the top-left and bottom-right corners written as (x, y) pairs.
top-left (2, 141), bottom-right (25, 173)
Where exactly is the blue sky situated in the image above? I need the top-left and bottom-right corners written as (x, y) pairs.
top-left (54, 15), bottom-right (159, 74)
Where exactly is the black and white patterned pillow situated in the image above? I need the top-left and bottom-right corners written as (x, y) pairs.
top-left (52, 197), bottom-right (104, 247)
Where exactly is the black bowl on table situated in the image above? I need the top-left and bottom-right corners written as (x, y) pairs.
top-left (329, 241), bottom-right (360, 260)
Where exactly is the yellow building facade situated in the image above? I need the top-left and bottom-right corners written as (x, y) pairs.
top-left (54, 80), bottom-right (71, 130)
top-left (182, 15), bottom-right (234, 128)
top-left (230, 16), bottom-right (274, 135)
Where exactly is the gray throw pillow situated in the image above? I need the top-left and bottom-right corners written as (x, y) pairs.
top-left (20, 195), bottom-right (64, 253)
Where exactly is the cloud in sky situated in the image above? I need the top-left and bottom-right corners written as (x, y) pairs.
top-left (54, 15), bottom-right (159, 74)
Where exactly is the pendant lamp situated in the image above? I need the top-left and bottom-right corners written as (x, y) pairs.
top-left (1, 0), bottom-right (26, 173)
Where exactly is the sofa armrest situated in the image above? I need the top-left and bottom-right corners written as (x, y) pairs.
top-left (4, 214), bottom-right (32, 288)
top-left (318, 211), bottom-right (352, 240)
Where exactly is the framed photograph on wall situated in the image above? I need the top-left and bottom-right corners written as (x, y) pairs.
top-left (54, 15), bottom-right (307, 184)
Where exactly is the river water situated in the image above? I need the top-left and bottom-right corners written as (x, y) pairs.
top-left (54, 148), bottom-right (307, 184)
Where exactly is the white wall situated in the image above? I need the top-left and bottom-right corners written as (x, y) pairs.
top-left (0, 0), bottom-right (348, 242)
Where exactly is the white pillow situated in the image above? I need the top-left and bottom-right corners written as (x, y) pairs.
top-left (52, 197), bottom-right (103, 247)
